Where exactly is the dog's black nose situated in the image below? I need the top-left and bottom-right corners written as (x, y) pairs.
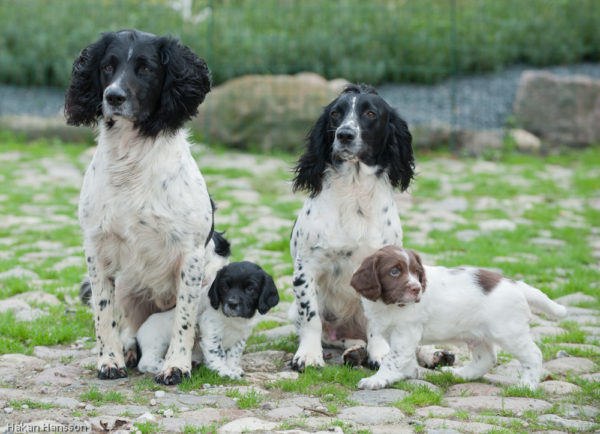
top-left (105, 88), bottom-right (127, 107)
top-left (336, 128), bottom-right (356, 144)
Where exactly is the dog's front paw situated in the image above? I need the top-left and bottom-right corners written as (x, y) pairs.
top-left (217, 366), bottom-right (244, 380)
top-left (342, 345), bottom-right (368, 367)
top-left (97, 359), bottom-right (127, 380)
top-left (155, 367), bottom-right (190, 385)
top-left (428, 349), bottom-right (455, 369)
top-left (358, 374), bottom-right (390, 390)
top-left (137, 357), bottom-right (163, 375)
top-left (124, 339), bottom-right (141, 369)
top-left (291, 345), bottom-right (324, 371)
top-left (417, 346), bottom-right (455, 369)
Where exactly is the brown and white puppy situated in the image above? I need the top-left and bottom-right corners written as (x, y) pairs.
top-left (351, 246), bottom-right (567, 390)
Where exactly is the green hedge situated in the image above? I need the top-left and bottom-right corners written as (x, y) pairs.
top-left (1, 0), bottom-right (599, 88)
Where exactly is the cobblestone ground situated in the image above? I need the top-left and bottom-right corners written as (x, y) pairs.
top-left (0, 139), bottom-right (598, 433)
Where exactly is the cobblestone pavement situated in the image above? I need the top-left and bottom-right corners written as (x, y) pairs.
top-left (0, 141), bottom-right (598, 433)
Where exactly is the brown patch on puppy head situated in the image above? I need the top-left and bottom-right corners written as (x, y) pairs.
top-left (352, 246), bottom-right (426, 305)
top-left (476, 268), bottom-right (503, 293)
top-left (350, 252), bottom-right (382, 301)
top-left (406, 249), bottom-right (427, 293)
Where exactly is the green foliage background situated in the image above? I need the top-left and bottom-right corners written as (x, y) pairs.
top-left (1, 0), bottom-right (599, 88)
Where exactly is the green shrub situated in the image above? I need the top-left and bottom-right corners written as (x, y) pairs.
top-left (1, 0), bottom-right (599, 88)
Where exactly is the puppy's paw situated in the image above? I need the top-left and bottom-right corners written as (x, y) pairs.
top-left (516, 378), bottom-right (539, 390)
top-left (124, 340), bottom-right (141, 369)
top-left (358, 374), bottom-right (390, 390)
top-left (440, 366), bottom-right (456, 374)
top-left (137, 357), bottom-right (163, 375)
top-left (291, 346), bottom-right (325, 371)
top-left (430, 349), bottom-right (455, 369)
top-left (97, 360), bottom-right (127, 380)
top-left (155, 367), bottom-right (190, 385)
top-left (342, 345), bottom-right (368, 367)
top-left (417, 346), bottom-right (455, 369)
top-left (217, 366), bottom-right (244, 380)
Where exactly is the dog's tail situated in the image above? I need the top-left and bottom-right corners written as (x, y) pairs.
top-left (79, 276), bottom-right (92, 306)
top-left (517, 281), bottom-right (566, 318)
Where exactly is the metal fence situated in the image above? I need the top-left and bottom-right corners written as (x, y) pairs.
top-left (1, 0), bottom-right (599, 146)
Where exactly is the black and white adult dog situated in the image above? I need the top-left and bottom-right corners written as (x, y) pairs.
top-left (289, 84), bottom-right (415, 370)
top-left (137, 253), bottom-right (279, 379)
top-left (65, 30), bottom-right (212, 384)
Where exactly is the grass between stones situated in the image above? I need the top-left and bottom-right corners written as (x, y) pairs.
top-left (225, 388), bottom-right (264, 409)
top-left (268, 365), bottom-right (369, 406)
top-left (79, 386), bottom-right (126, 405)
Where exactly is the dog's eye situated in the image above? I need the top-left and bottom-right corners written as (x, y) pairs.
top-left (141, 66), bottom-right (152, 74)
top-left (331, 111), bottom-right (340, 119)
top-left (366, 111), bottom-right (376, 119)
top-left (245, 285), bottom-right (255, 293)
top-left (390, 268), bottom-right (400, 277)
top-left (103, 65), bottom-right (114, 73)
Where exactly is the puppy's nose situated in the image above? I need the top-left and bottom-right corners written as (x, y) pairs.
top-left (408, 285), bottom-right (421, 297)
top-left (105, 88), bottom-right (127, 107)
top-left (226, 296), bottom-right (241, 310)
top-left (336, 128), bottom-right (356, 144)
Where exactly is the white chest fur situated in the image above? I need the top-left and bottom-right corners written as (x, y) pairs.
top-left (79, 123), bottom-right (212, 299)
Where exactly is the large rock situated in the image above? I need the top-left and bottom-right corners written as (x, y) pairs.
top-left (194, 73), bottom-right (348, 152)
top-left (514, 71), bottom-right (600, 146)
top-left (454, 129), bottom-right (504, 156)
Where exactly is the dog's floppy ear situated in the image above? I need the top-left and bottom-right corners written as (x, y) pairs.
top-left (350, 252), bottom-right (382, 302)
top-left (377, 108), bottom-right (414, 192)
top-left (64, 33), bottom-right (114, 127)
top-left (208, 267), bottom-right (225, 310)
top-left (292, 101), bottom-right (335, 197)
top-left (258, 271), bottom-right (279, 315)
top-left (140, 37), bottom-right (211, 136)
top-left (409, 249), bottom-right (427, 292)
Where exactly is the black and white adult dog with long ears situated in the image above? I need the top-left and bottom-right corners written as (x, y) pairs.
top-left (65, 29), bottom-right (212, 384)
top-left (290, 84), bottom-right (453, 371)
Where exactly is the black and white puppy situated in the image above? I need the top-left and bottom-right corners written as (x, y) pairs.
top-left (65, 30), bottom-right (212, 384)
top-left (289, 84), bottom-right (414, 370)
top-left (137, 259), bottom-right (279, 379)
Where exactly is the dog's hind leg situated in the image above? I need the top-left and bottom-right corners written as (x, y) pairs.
top-left (443, 342), bottom-right (495, 380)
top-left (497, 334), bottom-right (543, 389)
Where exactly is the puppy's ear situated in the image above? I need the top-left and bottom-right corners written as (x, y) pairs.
top-left (258, 271), bottom-right (279, 315)
top-left (64, 33), bottom-right (114, 127)
top-left (292, 102), bottom-right (335, 197)
top-left (409, 249), bottom-right (427, 292)
top-left (350, 253), bottom-right (382, 302)
top-left (208, 268), bottom-right (225, 310)
top-left (141, 37), bottom-right (211, 136)
top-left (377, 109), bottom-right (414, 191)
